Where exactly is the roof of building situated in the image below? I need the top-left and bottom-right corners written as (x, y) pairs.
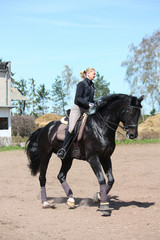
top-left (0, 62), bottom-right (9, 71)
top-left (11, 87), bottom-right (28, 101)
top-left (0, 105), bottom-right (14, 108)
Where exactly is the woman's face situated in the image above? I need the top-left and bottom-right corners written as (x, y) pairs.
top-left (87, 70), bottom-right (96, 81)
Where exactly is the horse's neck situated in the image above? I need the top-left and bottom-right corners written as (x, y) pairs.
top-left (99, 105), bottom-right (120, 124)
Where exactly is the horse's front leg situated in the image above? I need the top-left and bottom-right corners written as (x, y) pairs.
top-left (57, 157), bottom-right (75, 208)
top-left (101, 156), bottom-right (115, 195)
top-left (88, 156), bottom-right (110, 215)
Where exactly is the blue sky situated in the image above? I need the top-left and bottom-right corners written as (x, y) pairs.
top-left (0, 0), bottom-right (160, 113)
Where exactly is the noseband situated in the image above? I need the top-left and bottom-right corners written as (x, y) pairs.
top-left (96, 105), bottom-right (141, 135)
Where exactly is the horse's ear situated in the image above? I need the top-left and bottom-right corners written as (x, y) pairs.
top-left (139, 95), bottom-right (144, 102)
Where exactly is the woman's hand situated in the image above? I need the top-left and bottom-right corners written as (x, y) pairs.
top-left (89, 102), bottom-right (94, 107)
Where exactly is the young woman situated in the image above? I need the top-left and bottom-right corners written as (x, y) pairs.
top-left (57, 67), bottom-right (96, 160)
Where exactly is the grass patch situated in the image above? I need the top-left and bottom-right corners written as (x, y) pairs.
top-left (0, 146), bottom-right (25, 152)
top-left (0, 139), bottom-right (160, 152)
top-left (116, 138), bottom-right (160, 145)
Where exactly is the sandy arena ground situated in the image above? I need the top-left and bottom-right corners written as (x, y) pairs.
top-left (0, 143), bottom-right (160, 240)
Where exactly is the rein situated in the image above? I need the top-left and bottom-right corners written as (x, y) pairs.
top-left (96, 111), bottom-right (125, 135)
top-left (96, 105), bottom-right (141, 136)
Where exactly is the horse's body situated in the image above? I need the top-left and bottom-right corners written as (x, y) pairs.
top-left (26, 94), bottom-right (143, 215)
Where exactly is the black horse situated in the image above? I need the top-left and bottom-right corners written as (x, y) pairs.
top-left (26, 94), bottom-right (143, 215)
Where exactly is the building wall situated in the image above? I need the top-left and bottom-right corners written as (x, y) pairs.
top-left (0, 62), bottom-right (12, 146)
top-left (0, 108), bottom-right (11, 137)
top-left (0, 70), bottom-right (11, 106)
top-left (0, 108), bottom-right (12, 146)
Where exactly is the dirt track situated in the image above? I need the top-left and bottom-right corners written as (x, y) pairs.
top-left (0, 143), bottom-right (160, 240)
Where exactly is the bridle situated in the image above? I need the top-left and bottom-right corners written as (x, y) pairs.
top-left (96, 105), bottom-right (141, 136)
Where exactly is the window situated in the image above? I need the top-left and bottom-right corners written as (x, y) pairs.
top-left (0, 118), bottom-right (8, 130)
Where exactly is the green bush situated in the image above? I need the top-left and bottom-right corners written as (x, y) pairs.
top-left (11, 115), bottom-right (35, 137)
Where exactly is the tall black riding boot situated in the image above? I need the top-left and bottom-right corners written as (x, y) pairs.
top-left (57, 131), bottom-right (73, 160)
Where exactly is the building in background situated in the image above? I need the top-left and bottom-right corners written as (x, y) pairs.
top-left (0, 61), bottom-right (27, 146)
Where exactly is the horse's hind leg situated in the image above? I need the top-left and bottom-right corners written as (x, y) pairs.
top-left (57, 157), bottom-right (75, 208)
top-left (39, 152), bottom-right (53, 208)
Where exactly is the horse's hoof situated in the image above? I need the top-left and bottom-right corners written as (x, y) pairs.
top-left (101, 210), bottom-right (111, 216)
top-left (66, 197), bottom-right (75, 209)
top-left (93, 192), bottom-right (100, 203)
top-left (42, 201), bottom-right (55, 209)
top-left (98, 202), bottom-right (111, 217)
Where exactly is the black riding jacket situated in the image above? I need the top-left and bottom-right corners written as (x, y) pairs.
top-left (74, 78), bottom-right (95, 109)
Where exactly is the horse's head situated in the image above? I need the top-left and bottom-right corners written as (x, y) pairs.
top-left (95, 94), bottom-right (144, 139)
top-left (120, 95), bottom-right (144, 139)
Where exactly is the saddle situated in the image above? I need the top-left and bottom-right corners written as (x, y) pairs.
top-left (56, 110), bottom-right (88, 142)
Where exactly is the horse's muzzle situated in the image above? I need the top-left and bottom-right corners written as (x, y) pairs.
top-left (126, 129), bottom-right (138, 139)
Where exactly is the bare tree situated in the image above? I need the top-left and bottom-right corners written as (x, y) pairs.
top-left (121, 30), bottom-right (160, 113)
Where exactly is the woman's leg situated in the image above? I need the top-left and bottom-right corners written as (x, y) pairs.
top-left (68, 104), bottom-right (82, 133)
top-left (57, 105), bottom-right (86, 160)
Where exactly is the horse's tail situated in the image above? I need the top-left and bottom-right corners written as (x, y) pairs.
top-left (26, 127), bottom-right (43, 176)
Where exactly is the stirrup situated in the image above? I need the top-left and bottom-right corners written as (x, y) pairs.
top-left (57, 148), bottom-right (67, 160)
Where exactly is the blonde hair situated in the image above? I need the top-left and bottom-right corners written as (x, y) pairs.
top-left (80, 67), bottom-right (95, 79)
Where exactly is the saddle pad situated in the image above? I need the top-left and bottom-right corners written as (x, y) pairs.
top-left (77, 113), bottom-right (88, 141)
top-left (56, 113), bottom-right (88, 142)
top-left (56, 124), bottom-right (67, 141)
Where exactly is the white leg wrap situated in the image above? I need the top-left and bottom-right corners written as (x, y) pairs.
top-left (66, 197), bottom-right (75, 208)
top-left (42, 201), bottom-right (55, 209)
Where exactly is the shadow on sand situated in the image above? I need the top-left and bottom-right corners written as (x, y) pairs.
top-left (47, 195), bottom-right (155, 210)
